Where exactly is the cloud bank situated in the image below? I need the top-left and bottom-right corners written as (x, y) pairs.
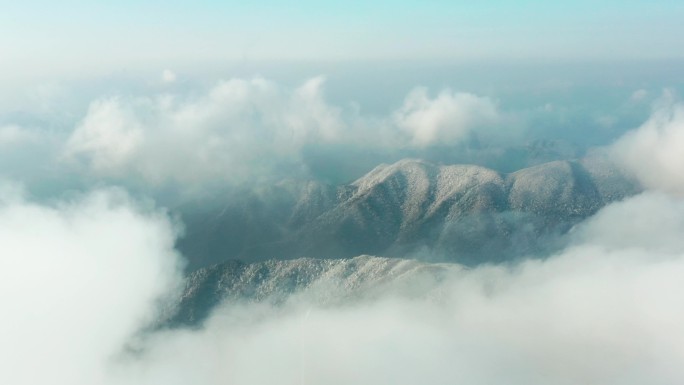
top-left (610, 94), bottom-right (684, 195)
top-left (395, 87), bottom-right (500, 147)
top-left (62, 77), bottom-right (504, 187)
top-left (2, 73), bottom-right (658, 194)
top-left (2, 189), bottom-right (684, 385)
top-left (118, 192), bottom-right (683, 385)
top-left (0, 186), bottom-right (182, 385)
top-left (63, 77), bottom-right (344, 185)
top-left (2, 77), bottom-right (683, 385)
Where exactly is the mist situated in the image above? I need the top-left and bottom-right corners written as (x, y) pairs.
top-left (0, 96), bottom-right (681, 384)
top-left (5, 0), bottom-right (684, 382)
top-left (0, 66), bottom-right (671, 201)
top-left (3, 186), bottom-right (684, 384)
top-left (3, 14), bottom-right (684, 380)
top-left (0, 186), bottom-right (183, 385)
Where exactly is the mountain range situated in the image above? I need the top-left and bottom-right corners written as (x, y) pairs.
top-left (164, 153), bottom-right (640, 326)
top-left (167, 255), bottom-right (461, 326)
top-left (176, 154), bottom-right (638, 270)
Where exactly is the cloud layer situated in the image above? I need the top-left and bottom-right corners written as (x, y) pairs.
top-left (64, 77), bottom-right (343, 184)
top-left (2, 185), bottom-right (684, 385)
top-left (0, 73), bottom-right (662, 194)
top-left (610, 94), bottom-right (684, 195)
top-left (118, 192), bottom-right (683, 385)
top-left (395, 87), bottom-right (500, 147)
top-left (2, 76), bottom-right (683, 384)
top-left (0, 187), bottom-right (182, 385)
top-left (61, 77), bottom-right (504, 187)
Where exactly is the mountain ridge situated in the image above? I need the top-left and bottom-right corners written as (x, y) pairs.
top-left (176, 155), bottom-right (639, 269)
top-left (167, 255), bottom-right (462, 326)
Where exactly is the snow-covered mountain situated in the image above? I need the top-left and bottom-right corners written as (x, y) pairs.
top-left (177, 156), bottom-right (638, 269)
top-left (167, 255), bottom-right (461, 326)
top-left (167, 154), bottom-right (639, 326)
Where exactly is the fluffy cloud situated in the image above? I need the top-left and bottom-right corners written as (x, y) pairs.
top-left (65, 98), bottom-right (146, 172)
top-left (0, 75), bottom-right (514, 192)
top-left (60, 78), bottom-right (505, 187)
top-left (394, 87), bottom-right (500, 147)
top-left (610, 94), bottom-right (684, 195)
top-left (125, 192), bottom-right (684, 385)
top-left (5, 72), bottom-right (684, 384)
top-left (2, 186), bottom-right (684, 384)
top-left (63, 77), bottom-right (344, 185)
top-left (161, 70), bottom-right (177, 84)
top-left (0, 186), bottom-right (182, 385)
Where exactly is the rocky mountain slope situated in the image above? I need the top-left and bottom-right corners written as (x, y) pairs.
top-left (167, 255), bottom-right (461, 326)
top-left (177, 156), bottom-right (638, 269)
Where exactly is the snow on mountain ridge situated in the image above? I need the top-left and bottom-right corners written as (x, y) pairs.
top-left (168, 255), bottom-right (461, 326)
top-left (176, 157), bottom-right (639, 269)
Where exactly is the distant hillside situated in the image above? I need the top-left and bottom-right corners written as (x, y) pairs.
top-left (166, 255), bottom-right (461, 326)
top-left (176, 156), bottom-right (638, 269)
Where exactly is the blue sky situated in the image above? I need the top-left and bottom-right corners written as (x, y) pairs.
top-left (2, 0), bottom-right (683, 81)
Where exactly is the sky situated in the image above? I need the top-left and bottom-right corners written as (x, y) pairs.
top-left (3, 2), bottom-right (684, 384)
top-left (2, 0), bottom-right (684, 81)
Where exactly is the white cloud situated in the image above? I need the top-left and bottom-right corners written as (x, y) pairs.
top-left (610, 94), bottom-right (684, 195)
top-left (65, 98), bottom-right (146, 172)
top-left (64, 77), bottom-right (345, 185)
top-left (571, 191), bottom-right (684, 253)
top-left (394, 87), bottom-right (500, 147)
top-left (3, 72), bottom-right (684, 385)
top-left (161, 69), bottom-right (177, 84)
top-left (2, 184), bottom-right (684, 384)
top-left (0, 186), bottom-right (182, 385)
top-left (120, 192), bottom-right (684, 385)
top-left (0, 77), bottom-right (501, 190)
